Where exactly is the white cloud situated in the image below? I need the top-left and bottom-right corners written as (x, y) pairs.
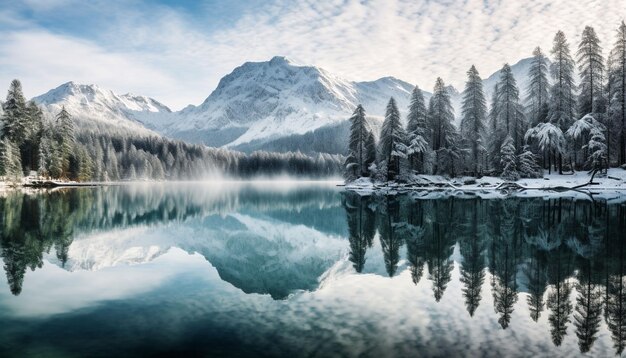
top-left (0, 0), bottom-right (623, 110)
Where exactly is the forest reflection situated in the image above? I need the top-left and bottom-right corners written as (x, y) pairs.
top-left (343, 192), bottom-right (626, 354)
top-left (2, 186), bottom-right (626, 355)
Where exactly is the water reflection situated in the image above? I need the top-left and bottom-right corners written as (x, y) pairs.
top-left (343, 192), bottom-right (626, 354)
top-left (0, 185), bottom-right (626, 356)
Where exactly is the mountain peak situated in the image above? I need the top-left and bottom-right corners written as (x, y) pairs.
top-left (269, 56), bottom-right (295, 66)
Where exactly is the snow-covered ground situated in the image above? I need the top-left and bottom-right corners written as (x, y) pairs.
top-left (345, 168), bottom-right (626, 202)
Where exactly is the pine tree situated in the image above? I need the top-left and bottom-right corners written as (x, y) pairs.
top-left (55, 106), bottom-right (75, 177)
top-left (364, 130), bottom-right (377, 172)
top-left (0, 138), bottom-right (22, 182)
top-left (497, 64), bottom-right (526, 150)
top-left (525, 122), bottom-right (565, 174)
top-left (378, 97), bottom-right (407, 181)
top-left (500, 136), bottom-right (519, 180)
top-left (488, 83), bottom-right (502, 172)
top-left (518, 145), bottom-right (542, 178)
top-left (406, 86), bottom-right (429, 173)
top-left (346, 104), bottom-right (369, 179)
top-left (1, 80), bottom-right (28, 148)
top-left (427, 78), bottom-right (456, 175)
top-left (586, 125), bottom-right (608, 172)
top-left (577, 26), bottom-right (605, 116)
top-left (548, 31), bottom-right (577, 172)
top-left (527, 47), bottom-right (550, 126)
top-left (608, 21), bottom-right (626, 165)
top-left (460, 65), bottom-right (487, 175)
top-left (489, 65), bottom-right (525, 172)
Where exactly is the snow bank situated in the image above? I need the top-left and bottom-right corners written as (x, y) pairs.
top-left (344, 168), bottom-right (626, 201)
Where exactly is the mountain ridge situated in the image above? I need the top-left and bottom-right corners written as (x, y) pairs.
top-left (30, 56), bottom-right (538, 154)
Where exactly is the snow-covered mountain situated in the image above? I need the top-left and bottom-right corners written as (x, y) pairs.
top-left (29, 56), bottom-right (539, 154)
top-left (155, 56), bottom-right (423, 149)
top-left (32, 81), bottom-right (172, 136)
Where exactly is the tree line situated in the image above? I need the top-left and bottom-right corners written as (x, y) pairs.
top-left (0, 79), bottom-right (343, 182)
top-left (345, 22), bottom-right (626, 181)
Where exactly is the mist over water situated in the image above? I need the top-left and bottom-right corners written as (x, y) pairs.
top-left (0, 184), bottom-right (625, 357)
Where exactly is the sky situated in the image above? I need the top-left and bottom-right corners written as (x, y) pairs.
top-left (0, 0), bottom-right (624, 110)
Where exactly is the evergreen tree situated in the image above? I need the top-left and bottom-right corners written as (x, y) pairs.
top-left (0, 138), bottom-right (21, 182)
top-left (527, 47), bottom-right (550, 126)
top-left (548, 31), bottom-right (577, 172)
top-left (364, 130), bottom-right (377, 172)
top-left (577, 26), bottom-right (605, 116)
top-left (460, 65), bottom-right (487, 175)
top-left (586, 125), bottom-right (608, 172)
top-left (427, 78), bottom-right (456, 175)
top-left (406, 86), bottom-right (429, 173)
top-left (378, 97), bottom-right (407, 181)
top-left (487, 83), bottom-right (502, 172)
top-left (55, 106), bottom-right (75, 177)
top-left (608, 21), bottom-right (626, 165)
top-left (497, 64), bottom-right (526, 150)
top-left (21, 101), bottom-right (43, 174)
top-left (500, 136), bottom-right (519, 181)
top-left (1, 80), bottom-right (28, 148)
top-left (525, 122), bottom-right (565, 174)
top-left (346, 104), bottom-right (369, 179)
top-left (518, 145), bottom-right (542, 178)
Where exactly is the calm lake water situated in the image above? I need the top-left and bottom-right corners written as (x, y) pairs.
top-left (0, 183), bottom-right (625, 357)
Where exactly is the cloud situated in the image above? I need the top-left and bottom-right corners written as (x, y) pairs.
top-left (0, 0), bottom-right (623, 109)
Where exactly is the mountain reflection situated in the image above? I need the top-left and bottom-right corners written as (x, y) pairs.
top-left (2, 186), bottom-right (626, 354)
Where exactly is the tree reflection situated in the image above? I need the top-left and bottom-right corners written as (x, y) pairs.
top-left (489, 201), bottom-right (521, 329)
top-left (344, 193), bottom-right (375, 273)
top-left (459, 199), bottom-right (485, 316)
top-left (378, 196), bottom-right (403, 277)
top-left (0, 190), bottom-right (81, 295)
top-left (425, 200), bottom-right (455, 302)
top-left (4, 186), bottom-right (626, 354)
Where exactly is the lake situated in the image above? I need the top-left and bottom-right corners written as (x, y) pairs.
top-left (0, 183), bottom-right (625, 357)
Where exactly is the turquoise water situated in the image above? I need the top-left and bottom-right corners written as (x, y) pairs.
top-left (0, 183), bottom-right (624, 357)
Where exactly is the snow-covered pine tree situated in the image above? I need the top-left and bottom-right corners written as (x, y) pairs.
top-left (565, 114), bottom-right (606, 170)
top-left (548, 31), bottom-right (577, 173)
top-left (518, 145), bottom-right (542, 178)
top-left (0, 137), bottom-right (22, 182)
top-left (527, 47), bottom-right (550, 126)
top-left (608, 21), bottom-right (626, 165)
top-left (585, 124), bottom-right (608, 172)
top-left (378, 97), bottom-right (407, 181)
top-left (55, 106), bottom-right (75, 177)
top-left (525, 122), bottom-right (565, 174)
top-left (500, 136), bottom-right (519, 180)
top-left (489, 65), bottom-right (525, 172)
top-left (346, 104), bottom-right (369, 179)
top-left (460, 65), bottom-right (487, 175)
top-left (427, 78), bottom-right (456, 175)
top-left (487, 83), bottom-right (502, 172)
top-left (365, 130), bottom-right (377, 172)
top-left (577, 26), bottom-right (605, 116)
top-left (23, 101), bottom-right (44, 173)
top-left (1, 80), bottom-right (28, 148)
top-left (497, 64), bottom-right (526, 150)
top-left (406, 86), bottom-right (429, 173)
top-left (343, 152), bottom-right (358, 181)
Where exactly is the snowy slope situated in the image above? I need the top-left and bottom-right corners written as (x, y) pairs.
top-left (32, 81), bottom-right (172, 136)
top-left (156, 57), bottom-right (424, 148)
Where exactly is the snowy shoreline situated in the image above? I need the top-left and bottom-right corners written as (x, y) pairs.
top-left (344, 169), bottom-right (626, 201)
